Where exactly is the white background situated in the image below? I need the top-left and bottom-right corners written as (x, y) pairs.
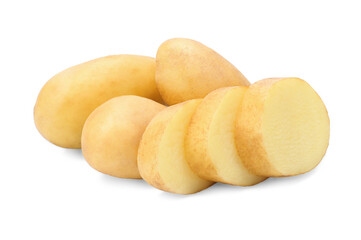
top-left (1, 1), bottom-right (360, 239)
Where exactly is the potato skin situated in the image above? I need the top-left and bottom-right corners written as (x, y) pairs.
top-left (137, 104), bottom-right (180, 191)
top-left (155, 38), bottom-right (250, 105)
top-left (235, 78), bottom-right (282, 176)
top-left (34, 55), bottom-right (162, 149)
top-left (81, 96), bottom-right (165, 179)
top-left (185, 88), bottom-right (226, 182)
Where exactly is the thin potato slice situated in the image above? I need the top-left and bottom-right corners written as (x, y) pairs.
top-left (186, 87), bottom-right (267, 186)
top-left (138, 100), bottom-right (213, 194)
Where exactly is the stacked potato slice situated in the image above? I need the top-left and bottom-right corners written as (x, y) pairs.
top-left (34, 38), bottom-right (330, 194)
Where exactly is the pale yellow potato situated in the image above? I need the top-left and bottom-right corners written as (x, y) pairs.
top-left (81, 96), bottom-right (165, 179)
top-left (186, 87), bottom-right (267, 186)
top-left (155, 38), bottom-right (250, 105)
top-left (236, 78), bottom-right (330, 177)
top-left (34, 55), bottom-right (162, 149)
top-left (138, 99), bottom-right (213, 194)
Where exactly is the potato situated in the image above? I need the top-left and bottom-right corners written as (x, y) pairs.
top-left (186, 87), bottom-right (267, 186)
top-left (34, 55), bottom-right (162, 149)
top-left (236, 78), bottom-right (330, 177)
top-left (137, 99), bottom-right (214, 194)
top-left (81, 96), bottom-right (165, 179)
top-left (155, 38), bottom-right (250, 105)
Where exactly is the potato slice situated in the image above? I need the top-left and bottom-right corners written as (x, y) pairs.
top-left (34, 55), bottom-right (162, 149)
top-left (155, 38), bottom-right (250, 105)
top-left (236, 78), bottom-right (330, 177)
top-left (81, 96), bottom-right (165, 179)
top-left (138, 99), bottom-right (213, 194)
top-left (186, 87), bottom-right (267, 186)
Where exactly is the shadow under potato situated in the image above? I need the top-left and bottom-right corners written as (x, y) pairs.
top-left (254, 167), bottom-right (318, 188)
top-left (98, 168), bottom-right (318, 197)
top-left (190, 168), bottom-right (318, 197)
top-left (62, 148), bottom-right (84, 159)
top-left (61, 147), bottom-right (319, 196)
top-left (100, 174), bottom-right (150, 190)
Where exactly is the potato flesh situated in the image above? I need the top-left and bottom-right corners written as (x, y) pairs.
top-left (138, 100), bottom-right (213, 194)
top-left (208, 88), bottom-right (267, 185)
top-left (81, 96), bottom-right (165, 179)
top-left (263, 79), bottom-right (330, 175)
top-left (236, 78), bottom-right (330, 177)
top-left (186, 87), bottom-right (266, 185)
top-left (155, 38), bottom-right (250, 105)
top-left (34, 55), bottom-right (162, 149)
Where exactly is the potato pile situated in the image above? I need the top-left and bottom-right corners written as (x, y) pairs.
top-left (34, 38), bottom-right (330, 194)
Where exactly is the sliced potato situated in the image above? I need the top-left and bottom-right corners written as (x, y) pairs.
top-left (186, 87), bottom-right (267, 186)
top-left (138, 99), bottom-right (214, 194)
top-left (236, 78), bottom-right (330, 177)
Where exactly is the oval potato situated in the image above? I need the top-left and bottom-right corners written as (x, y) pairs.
top-left (34, 55), bottom-right (162, 148)
top-left (81, 96), bottom-right (165, 179)
top-left (156, 38), bottom-right (250, 105)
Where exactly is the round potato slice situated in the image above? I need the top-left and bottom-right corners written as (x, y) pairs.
top-left (138, 99), bottom-right (214, 194)
top-left (186, 87), bottom-right (267, 186)
top-left (81, 96), bottom-right (165, 179)
top-left (236, 78), bottom-right (330, 177)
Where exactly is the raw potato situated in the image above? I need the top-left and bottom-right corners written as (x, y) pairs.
top-left (155, 38), bottom-right (250, 105)
top-left (186, 87), bottom-right (267, 186)
top-left (81, 96), bottom-right (165, 179)
top-left (138, 99), bottom-right (214, 194)
top-left (236, 78), bottom-right (330, 177)
top-left (34, 55), bottom-right (162, 149)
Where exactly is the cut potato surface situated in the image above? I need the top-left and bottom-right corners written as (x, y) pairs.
top-left (236, 78), bottom-right (330, 177)
top-left (34, 55), bottom-right (162, 149)
top-left (186, 87), bottom-right (267, 186)
top-left (81, 96), bottom-right (165, 179)
top-left (156, 38), bottom-right (250, 105)
top-left (138, 99), bottom-right (213, 194)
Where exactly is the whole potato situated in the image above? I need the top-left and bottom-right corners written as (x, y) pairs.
top-left (81, 95), bottom-right (165, 179)
top-left (34, 55), bottom-right (162, 148)
top-left (156, 38), bottom-right (250, 105)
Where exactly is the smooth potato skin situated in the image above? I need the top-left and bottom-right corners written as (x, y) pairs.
top-left (81, 96), bottom-right (165, 179)
top-left (156, 38), bottom-right (250, 105)
top-left (34, 55), bottom-right (162, 148)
